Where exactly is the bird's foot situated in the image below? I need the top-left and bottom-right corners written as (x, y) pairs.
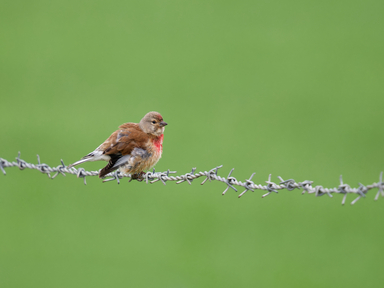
top-left (130, 172), bottom-right (146, 182)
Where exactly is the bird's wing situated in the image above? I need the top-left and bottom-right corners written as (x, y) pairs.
top-left (68, 123), bottom-right (145, 170)
top-left (98, 125), bottom-right (150, 177)
top-left (100, 125), bottom-right (146, 156)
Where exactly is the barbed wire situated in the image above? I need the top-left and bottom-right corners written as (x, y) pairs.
top-left (1, 152), bottom-right (383, 205)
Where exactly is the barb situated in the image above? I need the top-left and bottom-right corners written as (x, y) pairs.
top-left (1, 153), bottom-right (383, 205)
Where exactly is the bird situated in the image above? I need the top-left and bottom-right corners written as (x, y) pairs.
top-left (67, 111), bottom-right (168, 179)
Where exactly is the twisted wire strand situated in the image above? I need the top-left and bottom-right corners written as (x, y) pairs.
top-left (1, 152), bottom-right (383, 205)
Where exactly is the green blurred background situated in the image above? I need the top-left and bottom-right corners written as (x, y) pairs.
top-left (1, 0), bottom-right (383, 287)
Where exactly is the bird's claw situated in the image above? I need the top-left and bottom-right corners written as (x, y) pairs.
top-left (130, 171), bottom-right (146, 182)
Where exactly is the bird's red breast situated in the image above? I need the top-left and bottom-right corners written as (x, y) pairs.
top-left (153, 134), bottom-right (164, 153)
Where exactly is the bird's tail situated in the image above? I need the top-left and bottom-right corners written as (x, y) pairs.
top-left (67, 155), bottom-right (94, 168)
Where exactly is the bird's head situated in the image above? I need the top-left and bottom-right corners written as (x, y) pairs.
top-left (139, 111), bottom-right (168, 136)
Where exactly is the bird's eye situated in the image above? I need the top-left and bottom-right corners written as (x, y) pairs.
top-left (152, 121), bottom-right (156, 124)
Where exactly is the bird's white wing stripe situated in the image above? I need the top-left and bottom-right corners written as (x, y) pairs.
top-left (112, 155), bottom-right (131, 169)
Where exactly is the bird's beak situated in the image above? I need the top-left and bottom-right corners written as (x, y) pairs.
top-left (159, 121), bottom-right (168, 127)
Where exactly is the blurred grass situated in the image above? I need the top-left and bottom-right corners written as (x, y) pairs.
top-left (1, 0), bottom-right (384, 287)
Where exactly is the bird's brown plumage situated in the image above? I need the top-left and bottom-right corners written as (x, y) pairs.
top-left (102, 123), bottom-right (145, 156)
